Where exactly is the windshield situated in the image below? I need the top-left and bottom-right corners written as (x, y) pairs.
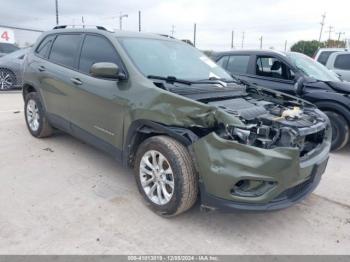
top-left (287, 52), bottom-right (340, 82)
top-left (118, 37), bottom-right (232, 81)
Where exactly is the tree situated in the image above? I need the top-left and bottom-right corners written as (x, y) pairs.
top-left (291, 40), bottom-right (324, 57)
top-left (291, 39), bottom-right (347, 57)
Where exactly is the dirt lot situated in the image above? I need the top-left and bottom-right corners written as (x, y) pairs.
top-left (0, 91), bottom-right (349, 255)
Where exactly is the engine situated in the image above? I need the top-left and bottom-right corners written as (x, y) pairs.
top-left (209, 97), bottom-right (328, 157)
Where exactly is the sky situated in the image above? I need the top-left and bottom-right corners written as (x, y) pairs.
top-left (1, 0), bottom-right (349, 50)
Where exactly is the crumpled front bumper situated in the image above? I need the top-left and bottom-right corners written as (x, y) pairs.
top-left (191, 126), bottom-right (331, 211)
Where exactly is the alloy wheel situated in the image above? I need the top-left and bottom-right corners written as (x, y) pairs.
top-left (139, 150), bottom-right (175, 205)
top-left (0, 70), bottom-right (14, 90)
top-left (26, 99), bottom-right (40, 132)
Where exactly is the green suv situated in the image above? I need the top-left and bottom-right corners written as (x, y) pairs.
top-left (23, 26), bottom-right (331, 216)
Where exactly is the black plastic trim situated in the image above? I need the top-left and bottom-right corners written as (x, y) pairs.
top-left (122, 119), bottom-right (198, 167)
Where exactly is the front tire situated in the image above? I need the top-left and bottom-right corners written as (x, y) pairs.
top-left (24, 92), bottom-right (53, 138)
top-left (134, 136), bottom-right (198, 217)
top-left (325, 111), bottom-right (349, 151)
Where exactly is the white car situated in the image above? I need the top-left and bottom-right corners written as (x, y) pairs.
top-left (314, 48), bottom-right (348, 66)
top-left (325, 51), bottom-right (350, 82)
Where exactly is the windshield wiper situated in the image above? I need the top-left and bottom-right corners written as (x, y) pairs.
top-left (147, 75), bottom-right (192, 85)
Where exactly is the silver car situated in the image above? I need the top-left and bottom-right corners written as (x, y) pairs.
top-left (326, 51), bottom-right (350, 82)
top-left (0, 48), bottom-right (28, 90)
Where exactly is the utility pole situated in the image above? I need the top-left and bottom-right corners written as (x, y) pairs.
top-left (55, 0), bottom-right (59, 25)
top-left (336, 32), bottom-right (345, 47)
top-left (171, 25), bottom-right (175, 37)
top-left (119, 13), bottom-right (128, 30)
top-left (284, 40), bottom-right (288, 51)
top-left (241, 32), bottom-right (245, 48)
top-left (259, 36), bottom-right (263, 49)
top-left (336, 32), bottom-right (345, 41)
top-left (81, 16), bottom-right (85, 28)
top-left (325, 26), bottom-right (334, 47)
top-left (231, 30), bottom-right (234, 49)
top-left (318, 13), bottom-right (326, 42)
top-left (193, 23), bottom-right (197, 47)
top-left (326, 26), bottom-right (334, 41)
top-left (138, 11), bottom-right (141, 32)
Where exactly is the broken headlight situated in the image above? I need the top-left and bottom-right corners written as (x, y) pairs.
top-left (218, 124), bottom-right (298, 150)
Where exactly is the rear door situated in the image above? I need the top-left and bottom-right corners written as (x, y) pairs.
top-left (38, 33), bottom-right (83, 130)
top-left (68, 34), bottom-right (127, 153)
top-left (330, 53), bottom-right (350, 82)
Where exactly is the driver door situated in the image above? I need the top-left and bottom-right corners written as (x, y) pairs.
top-left (69, 34), bottom-right (127, 155)
top-left (249, 55), bottom-right (296, 95)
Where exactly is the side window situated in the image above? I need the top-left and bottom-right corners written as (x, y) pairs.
top-left (49, 34), bottom-right (82, 68)
top-left (35, 35), bottom-right (55, 58)
top-left (226, 55), bottom-right (250, 74)
top-left (79, 35), bottom-right (122, 75)
top-left (317, 51), bottom-right (335, 65)
top-left (334, 54), bottom-right (350, 70)
top-left (216, 56), bottom-right (229, 68)
top-left (256, 56), bottom-right (294, 80)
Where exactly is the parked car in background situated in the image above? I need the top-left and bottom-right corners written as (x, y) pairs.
top-left (314, 48), bottom-right (349, 66)
top-left (212, 50), bottom-right (350, 151)
top-left (0, 48), bottom-right (28, 90)
top-left (0, 43), bottom-right (19, 57)
top-left (325, 51), bottom-right (350, 82)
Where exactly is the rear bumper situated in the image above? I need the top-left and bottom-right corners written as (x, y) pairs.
top-left (200, 156), bottom-right (328, 212)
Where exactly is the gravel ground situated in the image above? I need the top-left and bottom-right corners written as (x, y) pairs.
top-left (0, 91), bottom-right (349, 255)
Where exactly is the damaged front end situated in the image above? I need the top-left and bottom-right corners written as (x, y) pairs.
top-left (172, 82), bottom-right (331, 211)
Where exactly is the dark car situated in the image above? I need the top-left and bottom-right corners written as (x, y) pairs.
top-left (0, 43), bottom-right (19, 57)
top-left (22, 27), bottom-right (330, 216)
top-left (212, 50), bottom-right (350, 151)
top-left (0, 48), bottom-right (28, 90)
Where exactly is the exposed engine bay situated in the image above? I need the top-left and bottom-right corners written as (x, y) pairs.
top-left (209, 96), bottom-right (328, 156)
top-left (154, 80), bottom-right (329, 157)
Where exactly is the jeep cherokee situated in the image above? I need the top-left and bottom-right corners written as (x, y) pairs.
top-left (22, 26), bottom-right (331, 216)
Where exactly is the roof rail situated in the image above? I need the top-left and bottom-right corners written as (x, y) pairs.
top-left (52, 25), bottom-right (109, 31)
top-left (158, 34), bottom-right (175, 39)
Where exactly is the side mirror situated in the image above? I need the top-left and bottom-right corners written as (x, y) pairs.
top-left (294, 77), bottom-right (305, 97)
top-left (90, 62), bottom-right (126, 80)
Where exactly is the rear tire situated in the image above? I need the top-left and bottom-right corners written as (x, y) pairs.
top-left (24, 92), bottom-right (53, 138)
top-left (134, 136), bottom-right (198, 217)
top-left (325, 111), bottom-right (349, 151)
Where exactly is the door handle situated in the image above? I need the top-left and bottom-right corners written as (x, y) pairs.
top-left (38, 66), bottom-right (46, 72)
top-left (71, 77), bottom-right (82, 85)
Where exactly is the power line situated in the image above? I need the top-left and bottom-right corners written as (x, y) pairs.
top-left (0, 24), bottom-right (44, 33)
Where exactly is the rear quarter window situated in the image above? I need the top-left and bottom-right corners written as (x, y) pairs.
top-left (334, 54), bottom-right (350, 70)
top-left (35, 35), bottom-right (56, 58)
top-left (226, 55), bottom-right (250, 74)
